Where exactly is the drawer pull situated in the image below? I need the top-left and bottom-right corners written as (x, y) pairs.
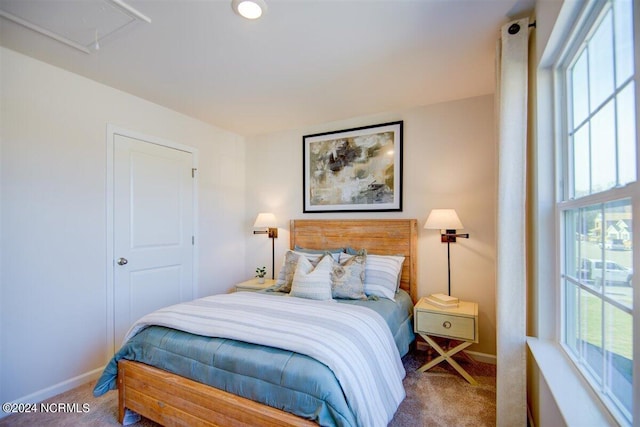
top-left (442, 321), bottom-right (452, 329)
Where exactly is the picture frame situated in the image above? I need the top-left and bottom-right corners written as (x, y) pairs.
top-left (303, 121), bottom-right (403, 213)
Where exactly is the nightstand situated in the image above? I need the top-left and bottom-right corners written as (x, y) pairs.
top-left (414, 297), bottom-right (479, 385)
top-left (234, 278), bottom-right (276, 292)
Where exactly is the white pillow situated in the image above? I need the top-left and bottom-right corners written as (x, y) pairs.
top-left (273, 250), bottom-right (340, 293)
top-left (289, 255), bottom-right (333, 301)
top-left (340, 252), bottom-right (404, 301)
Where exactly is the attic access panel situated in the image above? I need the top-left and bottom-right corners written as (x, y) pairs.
top-left (0, 0), bottom-right (150, 53)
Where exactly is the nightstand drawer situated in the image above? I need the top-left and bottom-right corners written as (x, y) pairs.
top-left (416, 311), bottom-right (475, 341)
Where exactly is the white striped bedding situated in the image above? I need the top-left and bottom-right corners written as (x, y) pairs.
top-left (124, 292), bottom-right (406, 427)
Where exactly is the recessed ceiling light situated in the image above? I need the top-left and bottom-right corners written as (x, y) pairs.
top-left (231, 0), bottom-right (267, 20)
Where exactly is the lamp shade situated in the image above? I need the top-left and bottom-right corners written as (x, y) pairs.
top-left (253, 212), bottom-right (277, 228)
top-left (424, 209), bottom-right (464, 230)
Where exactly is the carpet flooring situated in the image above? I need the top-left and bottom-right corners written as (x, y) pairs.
top-left (0, 349), bottom-right (495, 426)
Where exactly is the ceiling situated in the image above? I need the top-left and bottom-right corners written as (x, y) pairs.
top-left (0, 0), bottom-right (533, 136)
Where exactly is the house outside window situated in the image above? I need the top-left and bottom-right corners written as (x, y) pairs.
top-left (557, 1), bottom-right (637, 424)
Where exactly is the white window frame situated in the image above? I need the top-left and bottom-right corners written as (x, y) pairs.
top-left (552, 1), bottom-right (640, 425)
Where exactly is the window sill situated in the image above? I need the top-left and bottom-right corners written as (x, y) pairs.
top-left (526, 337), bottom-right (618, 426)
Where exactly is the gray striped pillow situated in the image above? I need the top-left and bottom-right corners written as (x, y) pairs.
top-left (340, 253), bottom-right (404, 300)
top-left (290, 254), bottom-right (333, 300)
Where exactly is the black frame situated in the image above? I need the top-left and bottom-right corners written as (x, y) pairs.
top-left (303, 121), bottom-right (403, 213)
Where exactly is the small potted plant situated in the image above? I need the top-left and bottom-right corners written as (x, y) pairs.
top-left (255, 266), bottom-right (267, 284)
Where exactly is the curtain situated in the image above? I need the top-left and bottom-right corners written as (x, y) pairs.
top-left (496, 17), bottom-right (530, 427)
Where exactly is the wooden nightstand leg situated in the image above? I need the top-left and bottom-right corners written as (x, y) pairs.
top-left (417, 334), bottom-right (478, 385)
top-left (444, 348), bottom-right (478, 386)
top-left (417, 336), bottom-right (447, 372)
top-left (417, 353), bottom-right (447, 372)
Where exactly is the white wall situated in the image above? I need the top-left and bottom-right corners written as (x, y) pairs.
top-left (0, 43), bottom-right (498, 408)
top-left (0, 47), bottom-right (247, 405)
top-left (245, 95), bottom-right (497, 356)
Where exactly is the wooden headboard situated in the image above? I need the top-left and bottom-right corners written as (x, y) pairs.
top-left (290, 219), bottom-right (418, 303)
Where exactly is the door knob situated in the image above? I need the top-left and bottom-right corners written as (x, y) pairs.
top-left (117, 257), bottom-right (128, 266)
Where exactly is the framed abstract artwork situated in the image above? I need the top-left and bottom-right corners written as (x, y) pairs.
top-left (303, 121), bottom-right (403, 213)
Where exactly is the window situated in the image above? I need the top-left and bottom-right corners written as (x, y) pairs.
top-left (558, 1), bottom-right (637, 424)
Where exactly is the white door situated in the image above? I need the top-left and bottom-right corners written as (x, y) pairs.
top-left (113, 134), bottom-right (194, 346)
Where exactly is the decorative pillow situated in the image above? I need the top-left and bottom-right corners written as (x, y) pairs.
top-left (331, 253), bottom-right (367, 300)
top-left (340, 252), bottom-right (405, 301)
top-left (272, 250), bottom-right (338, 293)
top-left (290, 255), bottom-right (333, 300)
top-left (344, 247), bottom-right (362, 255)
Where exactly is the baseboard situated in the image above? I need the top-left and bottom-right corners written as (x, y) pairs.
top-left (465, 350), bottom-right (497, 365)
top-left (0, 368), bottom-right (103, 420)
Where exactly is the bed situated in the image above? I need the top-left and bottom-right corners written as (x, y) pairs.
top-left (95, 219), bottom-right (418, 427)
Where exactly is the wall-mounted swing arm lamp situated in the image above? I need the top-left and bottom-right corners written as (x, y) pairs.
top-left (424, 209), bottom-right (470, 297)
top-left (253, 213), bottom-right (278, 280)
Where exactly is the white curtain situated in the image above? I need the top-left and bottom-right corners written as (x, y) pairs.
top-left (496, 17), bottom-right (530, 427)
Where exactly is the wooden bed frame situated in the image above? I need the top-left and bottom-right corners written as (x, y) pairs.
top-left (118, 219), bottom-right (418, 426)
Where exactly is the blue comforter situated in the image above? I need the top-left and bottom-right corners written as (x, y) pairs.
top-left (94, 290), bottom-right (414, 427)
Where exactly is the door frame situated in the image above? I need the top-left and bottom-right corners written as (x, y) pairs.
top-left (105, 124), bottom-right (199, 356)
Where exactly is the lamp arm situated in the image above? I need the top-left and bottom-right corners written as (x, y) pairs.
top-left (254, 228), bottom-right (278, 280)
top-left (444, 233), bottom-right (469, 296)
top-left (451, 233), bottom-right (469, 239)
top-left (440, 231), bottom-right (469, 243)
